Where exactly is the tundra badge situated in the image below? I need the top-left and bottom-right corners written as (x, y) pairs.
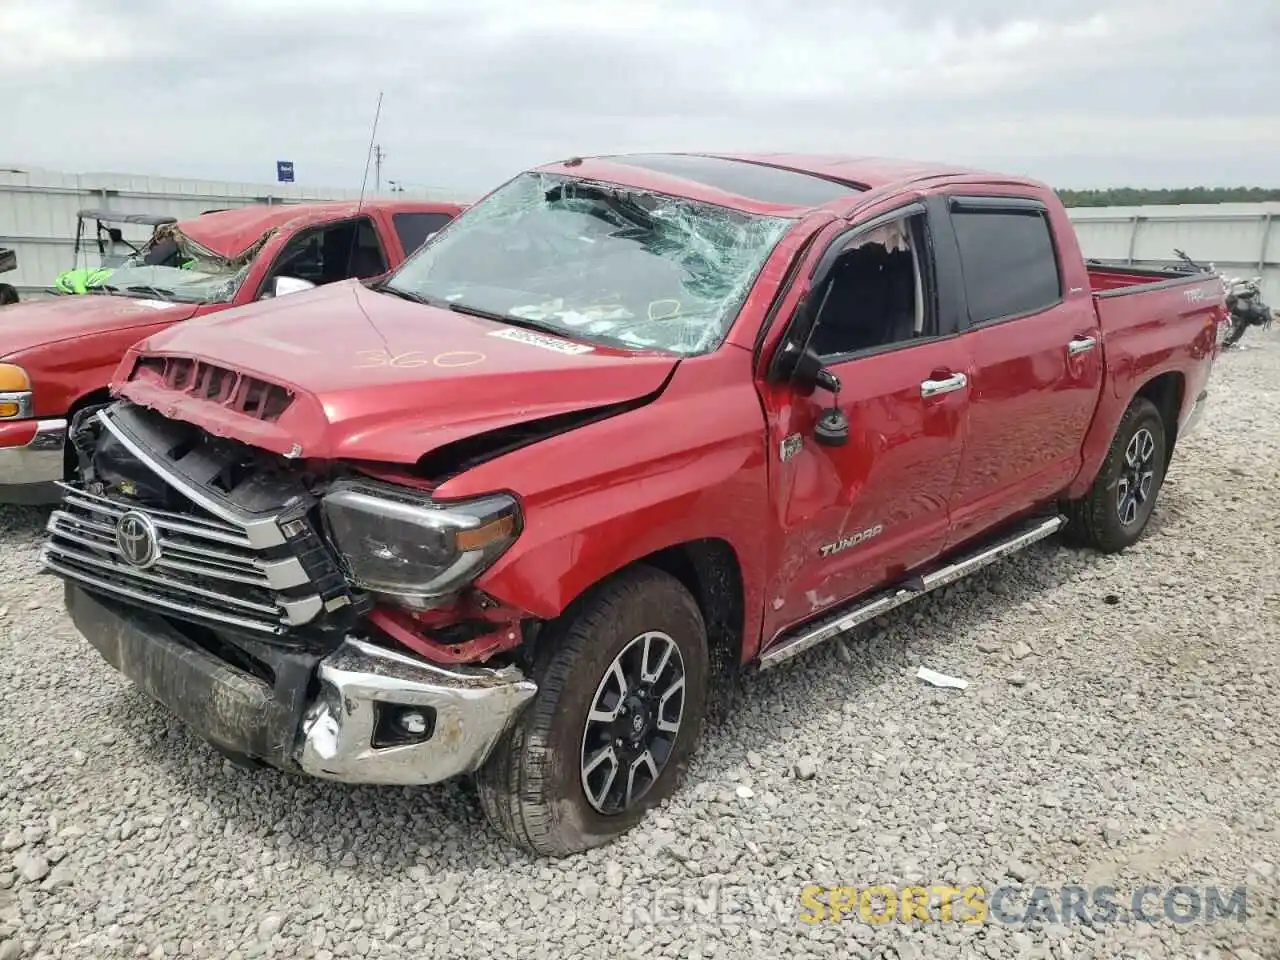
top-left (819, 524), bottom-right (884, 557)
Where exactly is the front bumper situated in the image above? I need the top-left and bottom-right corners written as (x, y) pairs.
top-left (0, 418), bottom-right (66, 504)
top-left (65, 583), bottom-right (537, 785)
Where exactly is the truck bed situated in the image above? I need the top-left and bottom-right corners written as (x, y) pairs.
top-left (1086, 261), bottom-right (1207, 295)
top-left (1089, 260), bottom-right (1223, 338)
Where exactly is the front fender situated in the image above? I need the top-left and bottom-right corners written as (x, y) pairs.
top-left (438, 351), bottom-right (772, 649)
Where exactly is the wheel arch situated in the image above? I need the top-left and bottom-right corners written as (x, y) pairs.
top-left (636, 538), bottom-right (747, 674)
top-left (1069, 367), bottom-right (1186, 500)
top-left (518, 537), bottom-right (749, 675)
top-left (1133, 370), bottom-right (1184, 465)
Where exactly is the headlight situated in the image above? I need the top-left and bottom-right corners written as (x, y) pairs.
top-left (0, 364), bottom-right (32, 419)
top-left (321, 479), bottom-right (520, 606)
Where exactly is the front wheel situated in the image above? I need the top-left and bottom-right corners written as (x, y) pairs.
top-left (477, 565), bottom-right (709, 856)
top-left (1064, 396), bottom-right (1168, 553)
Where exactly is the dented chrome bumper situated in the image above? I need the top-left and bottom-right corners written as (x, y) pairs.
top-left (299, 637), bottom-right (537, 786)
top-left (0, 417), bottom-right (66, 504)
top-left (64, 582), bottom-right (536, 786)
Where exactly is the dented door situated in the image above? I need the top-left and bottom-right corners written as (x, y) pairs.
top-left (761, 340), bottom-right (970, 638)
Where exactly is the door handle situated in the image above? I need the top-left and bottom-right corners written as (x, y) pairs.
top-left (1068, 336), bottom-right (1098, 356)
top-left (920, 373), bottom-right (968, 397)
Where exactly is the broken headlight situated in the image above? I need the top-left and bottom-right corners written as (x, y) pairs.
top-left (321, 480), bottom-right (520, 606)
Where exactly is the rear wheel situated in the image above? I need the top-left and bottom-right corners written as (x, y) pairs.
top-left (477, 565), bottom-right (709, 856)
top-left (1064, 396), bottom-right (1167, 553)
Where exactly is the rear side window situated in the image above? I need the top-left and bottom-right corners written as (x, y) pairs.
top-left (393, 212), bottom-right (455, 256)
top-left (951, 206), bottom-right (1062, 324)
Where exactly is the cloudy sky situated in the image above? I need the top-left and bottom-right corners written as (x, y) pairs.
top-left (3, 0), bottom-right (1277, 196)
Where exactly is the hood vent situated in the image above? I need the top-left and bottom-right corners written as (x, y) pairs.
top-left (132, 355), bottom-right (294, 422)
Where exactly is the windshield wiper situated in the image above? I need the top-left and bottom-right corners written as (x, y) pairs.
top-left (443, 302), bottom-right (583, 340)
top-left (124, 284), bottom-right (177, 300)
top-left (379, 285), bottom-right (452, 309)
top-left (380, 284), bottom-right (589, 343)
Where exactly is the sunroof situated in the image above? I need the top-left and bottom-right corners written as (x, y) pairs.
top-left (604, 154), bottom-right (863, 208)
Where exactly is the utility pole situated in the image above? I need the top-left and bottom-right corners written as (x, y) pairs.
top-left (373, 144), bottom-right (385, 193)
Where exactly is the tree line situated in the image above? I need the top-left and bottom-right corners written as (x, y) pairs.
top-left (1058, 187), bottom-right (1280, 208)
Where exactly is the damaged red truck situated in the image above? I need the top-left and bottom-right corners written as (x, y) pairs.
top-left (0, 199), bottom-right (461, 504)
top-left (42, 154), bottom-right (1222, 855)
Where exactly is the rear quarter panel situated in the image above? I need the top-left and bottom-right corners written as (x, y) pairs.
top-left (1066, 274), bottom-right (1222, 498)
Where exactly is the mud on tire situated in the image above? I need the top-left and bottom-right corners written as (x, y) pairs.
top-left (1064, 396), bottom-right (1168, 553)
top-left (476, 565), bottom-right (709, 856)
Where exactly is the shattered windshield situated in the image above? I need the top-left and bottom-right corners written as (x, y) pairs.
top-left (382, 172), bottom-right (792, 355)
top-left (92, 263), bottom-right (247, 304)
top-left (72, 225), bottom-right (252, 304)
top-left (89, 255), bottom-right (248, 304)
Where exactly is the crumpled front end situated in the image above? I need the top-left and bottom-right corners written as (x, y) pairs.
top-left (44, 400), bottom-right (537, 784)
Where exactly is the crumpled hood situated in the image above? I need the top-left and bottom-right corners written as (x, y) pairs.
top-left (117, 280), bottom-right (680, 464)
top-left (0, 295), bottom-right (197, 357)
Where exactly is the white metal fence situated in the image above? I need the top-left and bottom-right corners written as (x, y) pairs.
top-left (2, 165), bottom-right (1277, 305)
top-left (0, 165), bottom-right (475, 297)
top-left (1067, 202), bottom-right (1280, 305)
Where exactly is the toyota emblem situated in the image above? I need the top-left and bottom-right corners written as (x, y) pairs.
top-left (115, 511), bottom-right (161, 569)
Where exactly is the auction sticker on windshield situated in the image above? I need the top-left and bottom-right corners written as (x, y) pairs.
top-left (488, 328), bottom-right (594, 355)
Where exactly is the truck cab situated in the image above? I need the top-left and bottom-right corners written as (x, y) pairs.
top-left (42, 154), bottom-right (1222, 856)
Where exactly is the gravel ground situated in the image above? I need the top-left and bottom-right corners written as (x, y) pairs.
top-left (2, 332), bottom-right (1279, 960)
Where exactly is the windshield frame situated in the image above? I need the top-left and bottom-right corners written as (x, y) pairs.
top-left (381, 171), bottom-right (797, 357)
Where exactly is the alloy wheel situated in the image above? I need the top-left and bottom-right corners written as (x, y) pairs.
top-left (580, 631), bottom-right (686, 816)
top-left (1116, 427), bottom-right (1157, 526)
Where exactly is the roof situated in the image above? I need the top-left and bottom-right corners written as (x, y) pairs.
top-left (76, 209), bottom-right (177, 227)
top-left (177, 199), bottom-right (462, 259)
top-left (534, 152), bottom-right (1008, 217)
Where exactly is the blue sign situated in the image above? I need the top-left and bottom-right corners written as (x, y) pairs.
top-left (276, 161), bottom-right (295, 183)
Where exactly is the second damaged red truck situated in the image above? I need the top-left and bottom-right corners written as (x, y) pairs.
top-left (43, 153), bottom-right (1222, 855)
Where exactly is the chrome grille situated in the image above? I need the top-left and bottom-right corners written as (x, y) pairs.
top-left (44, 483), bottom-right (322, 636)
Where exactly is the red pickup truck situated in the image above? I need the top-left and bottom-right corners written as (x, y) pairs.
top-left (0, 199), bottom-right (462, 503)
top-left (42, 154), bottom-right (1222, 856)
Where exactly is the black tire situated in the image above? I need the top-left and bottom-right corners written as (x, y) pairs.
top-left (1063, 396), bottom-right (1167, 553)
top-left (1222, 318), bottom-right (1248, 347)
top-left (0, 283), bottom-right (18, 306)
top-left (477, 565), bottom-right (709, 856)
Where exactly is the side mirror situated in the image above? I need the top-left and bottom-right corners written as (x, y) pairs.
top-left (792, 344), bottom-right (841, 395)
top-left (775, 341), bottom-right (849, 448)
top-left (767, 279), bottom-right (848, 447)
top-left (267, 276), bottom-right (316, 299)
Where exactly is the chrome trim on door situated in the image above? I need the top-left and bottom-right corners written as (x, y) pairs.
top-left (1067, 336), bottom-right (1097, 356)
top-left (920, 373), bottom-right (967, 398)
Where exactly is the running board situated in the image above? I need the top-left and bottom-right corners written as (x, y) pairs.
top-left (758, 515), bottom-right (1065, 670)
